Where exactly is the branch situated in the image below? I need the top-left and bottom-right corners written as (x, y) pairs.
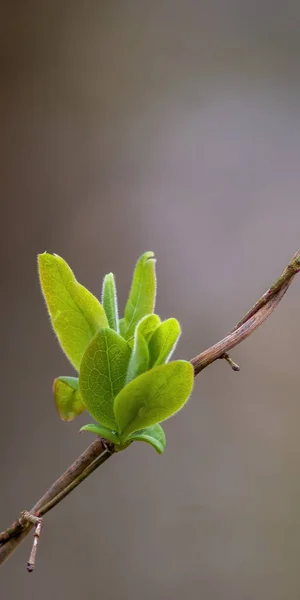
top-left (190, 249), bottom-right (300, 374)
top-left (0, 439), bottom-right (114, 567)
top-left (1, 249), bottom-right (300, 569)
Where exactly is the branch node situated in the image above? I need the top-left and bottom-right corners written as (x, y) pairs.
top-left (101, 439), bottom-right (114, 454)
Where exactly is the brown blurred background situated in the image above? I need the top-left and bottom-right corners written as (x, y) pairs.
top-left (1, 1), bottom-right (300, 598)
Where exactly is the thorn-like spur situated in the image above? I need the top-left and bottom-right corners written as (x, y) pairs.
top-left (222, 352), bottom-right (240, 372)
top-left (20, 511), bottom-right (43, 572)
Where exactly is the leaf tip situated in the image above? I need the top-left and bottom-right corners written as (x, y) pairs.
top-left (144, 250), bottom-right (155, 259)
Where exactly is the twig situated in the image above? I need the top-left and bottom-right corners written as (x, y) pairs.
top-left (0, 438), bottom-right (113, 566)
top-left (191, 249), bottom-right (300, 374)
top-left (233, 249), bottom-right (300, 330)
top-left (38, 444), bottom-right (113, 516)
top-left (221, 353), bottom-right (240, 372)
top-left (1, 249), bottom-right (300, 570)
top-left (21, 447), bottom-right (112, 571)
top-left (20, 512), bottom-right (43, 572)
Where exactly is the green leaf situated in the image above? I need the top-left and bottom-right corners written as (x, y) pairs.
top-left (123, 251), bottom-right (156, 341)
top-left (127, 423), bottom-right (166, 454)
top-left (53, 376), bottom-right (86, 421)
top-left (126, 322), bottom-right (149, 384)
top-left (114, 360), bottom-right (194, 438)
top-left (79, 328), bottom-right (131, 430)
top-left (125, 314), bottom-right (162, 383)
top-left (80, 423), bottom-right (120, 445)
top-left (38, 253), bottom-right (108, 370)
top-left (101, 273), bottom-right (119, 332)
top-left (148, 318), bottom-right (181, 367)
top-left (125, 315), bottom-right (162, 384)
top-left (137, 314), bottom-right (161, 341)
top-left (118, 317), bottom-right (126, 338)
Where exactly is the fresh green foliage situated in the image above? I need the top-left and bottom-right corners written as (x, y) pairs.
top-left (127, 424), bottom-right (166, 454)
top-left (148, 318), bottom-right (181, 367)
top-left (114, 361), bottom-right (194, 439)
top-left (118, 317), bottom-right (126, 338)
top-left (38, 253), bottom-right (108, 370)
top-left (53, 376), bottom-right (86, 421)
top-left (138, 313), bottom-right (161, 341)
top-left (80, 423), bottom-right (120, 445)
top-left (79, 328), bottom-right (131, 430)
top-left (125, 318), bottom-right (150, 384)
top-left (122, 251), bottom-right (157, 342)
top-left (101, 273), bottom-right (119, 332)
top-left (39, 250), bottom-right (194, 455)
top-left (119, 293), bottom-right (159, 344)
top-left (80, 423), bottom-right (166, 453)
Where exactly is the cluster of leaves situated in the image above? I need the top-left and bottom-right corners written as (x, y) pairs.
top-left (38, 252), bottom-right (194, 453)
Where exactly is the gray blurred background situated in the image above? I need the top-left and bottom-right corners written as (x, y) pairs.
top-left (1, 1), bottom-right (300, 598)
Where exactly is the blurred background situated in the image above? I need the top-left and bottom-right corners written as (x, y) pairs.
top-left (1, 1), bottom-right (300, 598)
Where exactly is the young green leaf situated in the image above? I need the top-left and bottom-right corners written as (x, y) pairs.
top-left (79, 328), bottom-right (131, 430)
top-left (127, 423), bottom-right (166, 454)
top-left (125, 314), bottom-right (162, 384)
top-left (123, 251), bottom-right (156, 341)
top-left (101, 273), bottom-right (119, 332)
top-left (118, 317), bottom-right (126, 338)
top-left (38, 253), bottom-right (108, 371)
top-left (53, 376), bottom-right (86, 421)
top-left (80, 423), bottom-right (120, 445)
top-left (114, 360), bottom-right (194, 438)
top-left (148, 318), bottom-right (181, 367)
top-left (138, 314), bottom-right (161, 341)
top-left (126, 322), bottom-right (149, 384)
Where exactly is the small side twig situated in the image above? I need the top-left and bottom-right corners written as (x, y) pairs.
top-left (221, 353), bottom-right (240, 372)
top-left (20, 512), bottom-right (43, 572)
top-left (1, 249), bottom-right (300, 571)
